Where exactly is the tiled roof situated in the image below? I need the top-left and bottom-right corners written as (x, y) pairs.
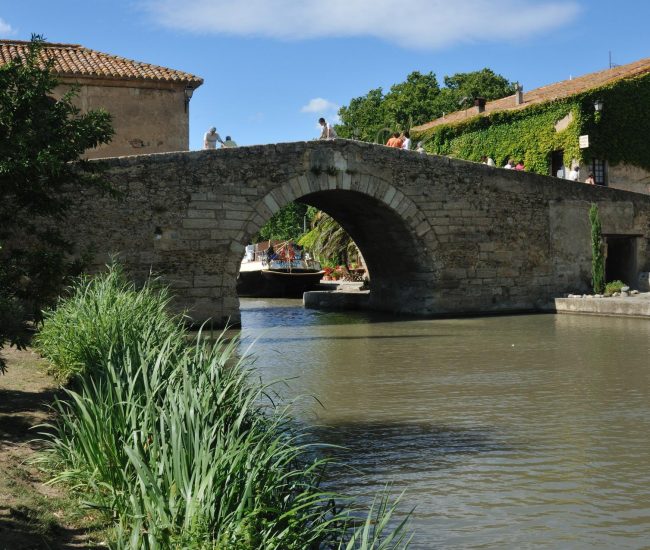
top-left (412, 57), bottom-right (650, 133)
top-left (0, 40), bottom-right (203, 87)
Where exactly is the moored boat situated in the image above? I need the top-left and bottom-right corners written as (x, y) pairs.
top-left (237, 241), bottom-right (324, 297)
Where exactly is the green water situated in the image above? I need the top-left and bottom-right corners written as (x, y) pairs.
top-left (238, 299), bottom-right (650, 549)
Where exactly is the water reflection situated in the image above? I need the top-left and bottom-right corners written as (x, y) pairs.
top-left (238, 299), bottom-right (650, 549)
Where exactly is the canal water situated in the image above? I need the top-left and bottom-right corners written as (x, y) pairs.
top-left (238, 298), bottom-right (650, 549)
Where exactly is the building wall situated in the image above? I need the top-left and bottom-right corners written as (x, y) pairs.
top-left (52, 79), bottom-right (190, 159)
top-left (416, 73), bottom-right (650, 195)
top-left (606, 162), bottom-right (650, 195)
top-left (55, 140), bottom-right (650, 326)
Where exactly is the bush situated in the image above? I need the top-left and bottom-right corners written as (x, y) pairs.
top-left (36, 265), bottom-right (412, 548)
top-left (34, 263), bottom-right (184, 382)
top-left (604, 280), bottom-right (626, 295)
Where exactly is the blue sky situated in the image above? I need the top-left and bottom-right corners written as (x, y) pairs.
top-left (2, 1), bottom-right (649, 150)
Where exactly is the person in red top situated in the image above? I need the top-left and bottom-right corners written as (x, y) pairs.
top-left (515, 160), bottom-right (525, 171)
top-left (386, 132), bottom-right (403, 148)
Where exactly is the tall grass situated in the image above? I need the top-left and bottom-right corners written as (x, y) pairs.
top-left (36, 266), bottom-right (412, 548)
top-left (34, 263), bottom-right (184, 382)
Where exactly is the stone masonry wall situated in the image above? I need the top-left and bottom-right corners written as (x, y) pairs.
top-left (62, 140), bottom-right (650, 325)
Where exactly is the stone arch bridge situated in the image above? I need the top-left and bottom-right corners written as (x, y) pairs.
top-left (68, 140), bottom-right (650, 325)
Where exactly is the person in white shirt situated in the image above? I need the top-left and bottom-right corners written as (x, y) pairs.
top-left (221, 136), bottom-right (238, 148)
top-left (204, 127), bottom-right (224, 149)
top-left (318, 118), bottom-right (337, 140)
top-left (401, 131), bottom-right (412, 150)
top-left (567, 165), bottom-right (580, 181)
top-left (504, 159), bottom-right (514, 169)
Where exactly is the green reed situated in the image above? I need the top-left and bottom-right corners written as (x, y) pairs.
top-left (34, 263), bottom-right (184, 383)
top-left (35, 266), bottom-right (412, 548)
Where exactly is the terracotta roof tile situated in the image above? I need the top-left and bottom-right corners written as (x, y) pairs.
top-left (0, 40), bottom-right (203, 87)
top-left (412, 57), bottom-right (650, 133)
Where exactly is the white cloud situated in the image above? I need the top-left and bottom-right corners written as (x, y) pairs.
top-left (0, 17), bottom-right (15, 35)
top-left (142, 0), bottom-right (581, 49)
top-left (301, 97), bottom-right (340, 114)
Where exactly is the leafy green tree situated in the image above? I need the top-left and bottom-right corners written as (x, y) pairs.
top-left (383, 71), bottom-right (441, 131)
top-left (0, 35), bottom-right (114, 371)
top-left (298, 212), bottom-right (359, 267)
top-left (589, 203), bottom-right (605, 294)
top-left (255, 202), bottom-right (316, 243)
top-left (432, 68), bottom-right (516, 115)
top-left (336, 87), bottom-right (387, 142)
top-left (336, 68), bottom-right (514, 143)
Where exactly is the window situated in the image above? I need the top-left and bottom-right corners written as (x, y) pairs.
top-left (591, 159), bottom-right (607, 186)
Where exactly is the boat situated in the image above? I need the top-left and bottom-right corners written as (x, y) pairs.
top-left (237, 241), bottom-right (325, 297)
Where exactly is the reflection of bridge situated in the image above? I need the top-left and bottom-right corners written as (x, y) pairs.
top-left (68, 140), bottom-right (650, 325)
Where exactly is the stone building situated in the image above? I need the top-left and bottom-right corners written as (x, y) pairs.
top-left (412, 58), bottom-right (650, 195)
top-left (0, 40), bottom-right (203, 158)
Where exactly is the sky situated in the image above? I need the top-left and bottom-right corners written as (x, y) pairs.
top-left (2, 1), bottom-right (649, 150)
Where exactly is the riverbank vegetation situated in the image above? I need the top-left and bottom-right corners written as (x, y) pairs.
top-left (34, 265), bottom-right (411, 548)
top-left (0, 35), bottom-right (114, 372)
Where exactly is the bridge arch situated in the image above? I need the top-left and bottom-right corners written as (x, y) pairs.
top-left (233, 171), bottom-right (440, 314)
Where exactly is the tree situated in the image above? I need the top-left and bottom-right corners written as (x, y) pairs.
top-left (298, 212), bottom-right (359, 267)
top-left (336, 87), bottom-right (387, 142)
top-left (432, 68), bottom-right (516, 115)
top-left (0, 35), bottom-right (114, 371)
top-left (383, 71), bottom-right (441, 131)
top-left (335, 68), bottom-right (514, 143)
top-left (589, 203), bottom-right (605, 294)
top-left (254, 203), bottom-right (316, 243)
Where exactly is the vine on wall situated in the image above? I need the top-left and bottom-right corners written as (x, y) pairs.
top-left (413, 73), bottom-right (650, 175)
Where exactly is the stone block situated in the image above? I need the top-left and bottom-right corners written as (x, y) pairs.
top-left (638, 272), bottom-right (650, 292)
top-left (182, 219), bottom-right (217, 229)
top-left (193, 275), bottom-right (217, 288)
top-left (187, 209), bottom-right (216, 219)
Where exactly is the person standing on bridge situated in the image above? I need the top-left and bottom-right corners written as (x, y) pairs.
top-left (221, 136), bottom-right (238, 148)
top-left (318, 118), bottom-right (337, 140)
top-left (401, 131), bottom-right (412, 150)
top-left (567, 165), bottom-right (580, 181)
top-left (204, 127), bottom-right (224, 149)
top-left (386, 132), bottom-right (403, 148)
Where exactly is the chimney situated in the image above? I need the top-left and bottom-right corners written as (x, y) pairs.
top-left (474, 97), bottom-right (486, 113)
top-left (515, 83), bottom-right (524, 105)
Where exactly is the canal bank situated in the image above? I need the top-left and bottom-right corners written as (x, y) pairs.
top-left (555, 291), bottom-right (650, 318)
top-left (305, 285), bottom-right (650, 320)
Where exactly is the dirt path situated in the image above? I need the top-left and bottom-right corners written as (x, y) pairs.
top-left (0, 347), bottom-right (105, 549)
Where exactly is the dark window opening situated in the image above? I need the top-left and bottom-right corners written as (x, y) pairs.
top-left (591, 159), bottom-right (607, 186)
top-left (550, 150), bottom-right (564, 178)
top-left (605, 236), bottom-right (637, 287)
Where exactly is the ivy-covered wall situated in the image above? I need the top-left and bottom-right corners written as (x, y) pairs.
top-left (413, 73), bottom-right (650, 176)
